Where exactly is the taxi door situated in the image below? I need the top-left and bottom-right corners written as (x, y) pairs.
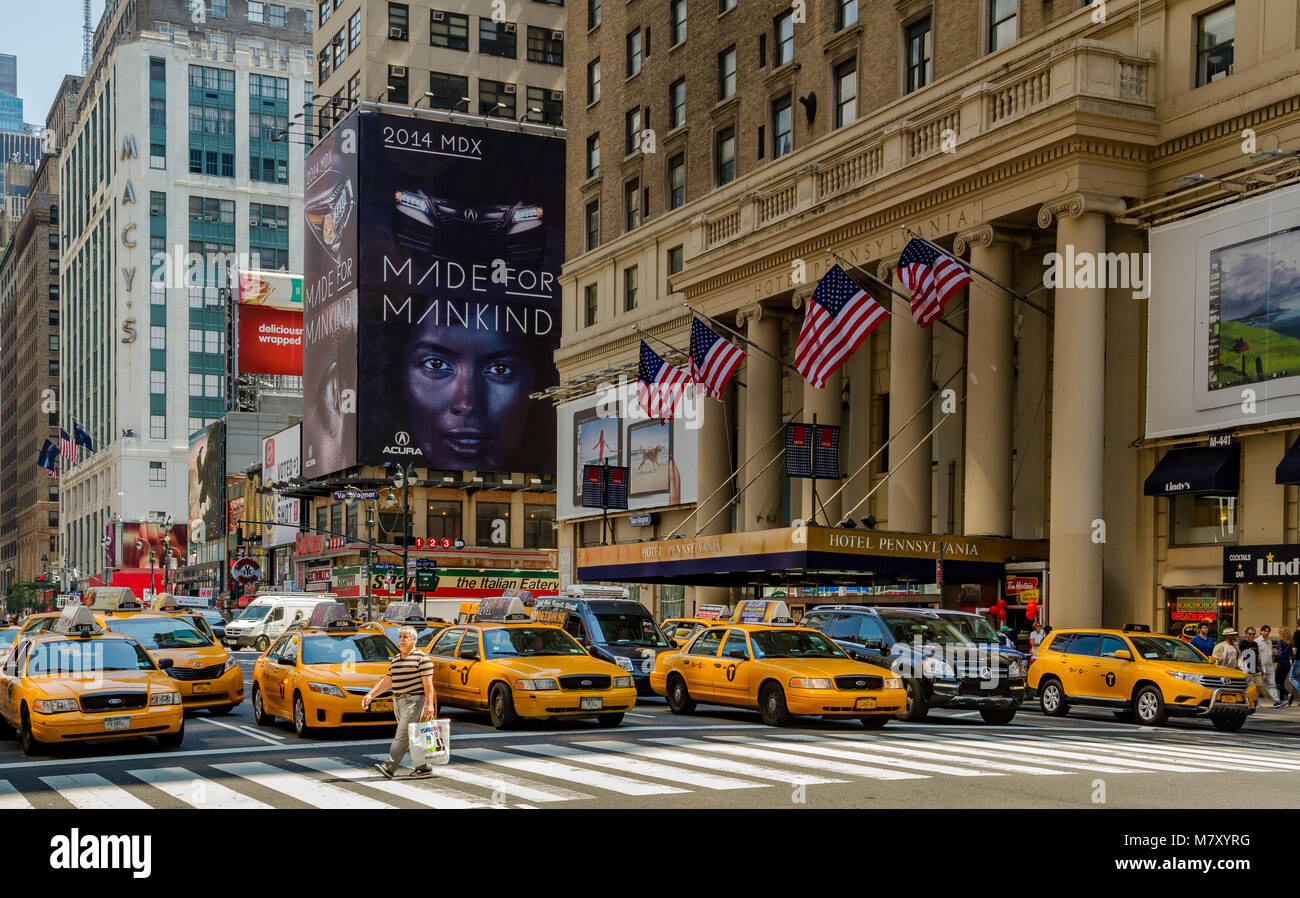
top-left (679, 628), bottom-right (727, 703)
top-left (449, 629), bottom-right (486, 708)
top-left (263, 635), bottom-right (299, 716)
top-left (712, 629), bottom-right (756, 706)
top-left (1092, 634), bottom-right (1138, 703)
top-left (426, 627), bottom-right (466, 701)
top-left (0, 642), bottom-right (26, 726)
top-left (1057, 633), bottom-right (1101, 698)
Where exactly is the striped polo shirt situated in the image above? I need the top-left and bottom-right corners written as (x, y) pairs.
top-left (388, 648), bottom-right (435, 694)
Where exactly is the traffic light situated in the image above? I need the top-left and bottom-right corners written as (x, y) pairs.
top-left (35, 575), bottom-right (44, 583)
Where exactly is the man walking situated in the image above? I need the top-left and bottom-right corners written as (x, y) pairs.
top-left (1189, 621), bottom-right (1215, 657)
top-left (1212, 628), bottom-right (1241, 669)
top-left (1256, 625), bottom-right (1284, 707)
top-left (1028, 620), bottom-right (1047, 660)
top-left (363, 626), bottom-right (437, 778)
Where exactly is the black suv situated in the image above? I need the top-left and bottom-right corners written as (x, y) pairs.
top-left (801, 605), bottom-right (1026, 724)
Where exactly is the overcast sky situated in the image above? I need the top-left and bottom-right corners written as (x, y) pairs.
top-left (0, 1), bottom-right (102, 127)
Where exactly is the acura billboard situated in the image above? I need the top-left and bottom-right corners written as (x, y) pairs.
top-left (303, 109), bottom-right (562, 476)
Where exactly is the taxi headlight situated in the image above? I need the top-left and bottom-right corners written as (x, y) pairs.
top-left (922, 657), bottom-right (956, 679)
top-left (307, 681), bottom-right (347, 697)
top-left (149, 692), bottom-right (180, 706)
top-left (1167, 671), bottom-right (1202, 684)
top-left (514, 678), bottom-right (559, 691)
top-left (224, 657), bottom-right (238, 672)
top-left (789, 677), bottom-right (833, 689)
top-left (32, 698), bottom-right (79, 714)
top-left (613, 676), bottom-right (634, 689)
top-left (884, 678), bottom-right (904, 690)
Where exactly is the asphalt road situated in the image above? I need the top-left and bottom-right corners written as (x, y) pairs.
top-left (2, 651), bottom-right (1295, 809)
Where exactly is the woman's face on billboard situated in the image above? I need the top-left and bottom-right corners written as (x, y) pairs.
top-left (403, 322), bottom-right (535, 470)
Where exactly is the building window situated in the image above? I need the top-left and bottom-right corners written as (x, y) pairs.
top-left (479, 79), bottom-right (515, 118)
top-left (49, 360), bottom-right (58, 377)
top-left (586, 132), bottom-right (600, 177)
top-left (333, 27), bottom-right (347, 66)
top-left (426, 501), bottom-right (463, 540)
top-left (989, 0), bottom-right (1016, 52)
top-left (480, 19), bottom-right (517, 57)
top-left (668, 245), bottom-right (684, 276)
top-left (626, 29), bottom-right (642, 77)
top-left (584, 283), bottom-right (598, 326)
top-left (149, 462), bottom-right (167, 487)
top-left (429, 72), bottom-right (469, 111)
top-left (150, 416), bottom-right (166, 440)
top-left (150, 97), bottom-right (166, 128)
top-left (587, 59), bottom-right (601, 104)
top-left (389, 2), bottom-right (409, 39)
top-left (525, 86), bottom-right (563, 125)
top-left (1196, 4), bottom-right (1234, 86)
top-left (668, 153), bottom-right (685, 209)
top-left (624, 178), bottom-right (640, 231)
top-left (151, 326), bottom-right (166, 349)
top-left (150, 370), bottom-right (166, 394)
top-left (268, 4), bottom-right (286, 27)
top-left (772, 95), bottom-right (792, 158)
top-left (431, 10), bottom-right (470, 50)
top-left (834, 58), bottom-right (857, 128)
top-left (527, 26), bottom-right (564, 65)
top-left (623, 266), bottom-right (638, 311)
top-left (523, 504), bottom-right (555, 548)
top-left (212, 0), bottom-right (227, 16)
top-left (670, 0), bottom-right (687, 45)
top-left (1171, 494), bottom-right (1237, 546)
top-left (319, 0), bottom-right (330, 25)
top-left (716, 126), bottom-right (735, 185)
top-left (349, 10), bottom-right (361, 49)
top-left (585, 201), bottom-right (600, 251)
top-left (588, 0), bottom-right (601, 29)
top-left (475, 502), bottom-right (510, 546)
top-left (49, 335), bottom-right (58, 351)
top-left (905, 17), bottom-right (932, 93)
top-left (388, 65), bottom-right (409, 103)
top-left (718, 46), bottom-right (736, 99)
top-left (669, 78), bottom-right (685, 129)
top-left (248, 1), bottom-right (264, 24)
top-left (625, 106), bottom-right (641, 155)
top-left (837, 0), bottom-right (857, 30)
top-left (774, 11), bottom-right (794, 66)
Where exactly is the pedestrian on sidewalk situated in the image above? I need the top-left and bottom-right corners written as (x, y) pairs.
top-left (1276, 628), bottom-right (1294, 707)
top-left (1189, 621), bottom-right (1215, 657)
top-left (1257, 625), bottom-right (1284, 707)
top-left (1212, 629), bottom-right (1240, 669)
top-left (363, 626), bottom-right (437, 778)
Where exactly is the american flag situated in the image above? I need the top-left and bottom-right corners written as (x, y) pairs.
top-left (60, 428), bottom-right (76, 466)
top-left (637, 341), bottom-right (689, 421)
top-left (897, 238), bottom-right (971, 327)
top-left (689, 318), bottom-right (745, 399)
top-left (794, 265), bottom-right (887, 390)
top-left (37, 439), bottom-right (59, 478)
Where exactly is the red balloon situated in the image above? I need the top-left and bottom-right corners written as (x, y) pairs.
top-left (1025, 602), bottom-right (1038, 621)
top-left (995, 598), bottom-right (1007, 610)
top-left (996, 607), bottom-right (1007, 620)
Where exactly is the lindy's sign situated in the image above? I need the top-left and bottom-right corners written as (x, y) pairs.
top-left (1224, 545), bottom-right (1300, 583)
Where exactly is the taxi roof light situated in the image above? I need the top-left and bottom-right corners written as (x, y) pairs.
top-left (474, 595), bottom-right (532, 622)
top-left (54, 604), bottom-right (105, 637)
top-left (730, 599), bottom-right (794, 625)
top-left (309, 602), bottom-right (354, 629)
top-left (382, 601), bottom-right (423, 623)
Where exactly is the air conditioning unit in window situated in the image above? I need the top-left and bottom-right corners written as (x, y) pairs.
top-left (504, 83), bottom-right (516, 94)
top-left (551, 30), bottom-right (563, 40)
top-left (550, 90), bottom-right (563, 101)
top-left (504, 23), bottom-right (516, 33)
top-left (389, 25), bottom-right (406, 38)
top-left (432, 10), bottom-right (445, 20)
top-left (391, 65), bottom-right (408, 77)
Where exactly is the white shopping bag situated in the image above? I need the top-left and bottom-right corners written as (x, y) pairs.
top-left (407, 718), bottom-right (451, 765)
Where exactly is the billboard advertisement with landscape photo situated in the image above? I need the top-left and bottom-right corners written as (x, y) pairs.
top-left (1148, 183), bottom-right (1300, 438)
top-left (187, 421), bottom-right (225, 544)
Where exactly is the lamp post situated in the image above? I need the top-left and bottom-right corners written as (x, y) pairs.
top-left (391, 466), bottom-right (419, 601)
top-left (344, 487), bottom-right (380, 621)
top-left (40, 554), bottom-right (50, 608)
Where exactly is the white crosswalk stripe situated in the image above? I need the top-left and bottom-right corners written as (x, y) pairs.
top-left (1001, 735), bottom-right (1287, 772)
top-left (40, 773), bottom-right (152, 810)
top-left (740, 733), bottom-right (1051, 776)
top-left (128, 767), bottom-right (273, 809)
top-left (289, 757), bottom-right (501, 808)
top-left (363, 753), bottom-right (592, 803)
top-left (212, 762), bottom-right (393, 809)
top-left (1040, 734), bottom-right (1300, 771)
top-left (510, 741), bottom-right (768, 790)
top-left (577, 739), bottom-right (846, 786)
top-left (806, 732), bottom-right (1071, 775)
top-left (886, 732), bottom-right (1146, 774)
top-left (647, 736), bottom-right (927, 780)
top-left (456, 747), bottom-right (690, 796)
top-left (0, 780), bottom-right (33, 809)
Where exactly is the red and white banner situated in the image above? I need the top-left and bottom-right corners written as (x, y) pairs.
top-left (237, 305), bottom-right (304, 376)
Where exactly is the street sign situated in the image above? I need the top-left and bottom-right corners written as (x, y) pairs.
top-left (333, 489), bottom-right (378, 501)
top-left (230, 557), bottom-right (261, 585)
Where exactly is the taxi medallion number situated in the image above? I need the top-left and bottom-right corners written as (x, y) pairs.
top-left (373, 699), bottom-right (393, 712)
top-left (193, 683), bottom-right (212, 693)
top-left (580, 697), bottom-right (603, 710)
top-left (104, 716), bottom-right (130, 731)
top-left (854, 697), bottom-right (876, 710)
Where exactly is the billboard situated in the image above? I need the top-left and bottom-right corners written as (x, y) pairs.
top-left (237, 304), bottom-right (303, 376)
top-left (302, 113), bottom-right (360, 477)
top-left (1148, 183), bottom-right (1300, 437)
top-left (304, 109), bottom-right (563, 475)
top-left (118, 522), bottom-right (189, 570)
top-left (556, 382), bottom-right (699, 521)
top-left (262, 424), bottom-right (302, 548)
top-left (237, 269), bottom-right (303, 310)
top-left (188, 420), bottom-right (225, 543)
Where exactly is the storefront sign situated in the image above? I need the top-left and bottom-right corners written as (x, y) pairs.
top-left (1224, 544), bottom-right (1300, 583)
top-left (1005, 576), bottom-right (1038, 594)
top-left (295, 534), bottom-right (346, 556)
top-left (1170, 595), bottom-right (1217, 621)
top-left (304, 564), bottom-right (332, 591)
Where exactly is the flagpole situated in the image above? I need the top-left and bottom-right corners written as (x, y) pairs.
top-left (683, 302), bottom-right (804, 377)
top-left (829, 251), bottom-right (966, 338)
top-left (633, 325), bottom-right (689, 362)
top-left (695, 440), bottom-right (791, 537)
top-left (900, 225), bottom-right (1054, 320)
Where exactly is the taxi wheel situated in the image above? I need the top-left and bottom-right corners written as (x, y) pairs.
top-left (1038, 678), bottom-right (1069, 717)
top-left (255, 636), bottom-right (271, 653)
top-left (597, 713), bottom-right (625, 727)
top-left (1211, 713), bottom-right (1246, 732)
top-left (860, 716), bottom-right (890, 729)
top-left (979, 709), bottom-right (1017, 725)
top-left (157, 721), bottom-right (185, 749)
top-left (666, 675), bottom-right (695, 714)
top-left (18, 708), bottom-right (44, 757)
top-left (897, 679), bottom-right (930, 722)
top-left (1133, 685), bottom-right (1169, 726)
top-left (293, 694), bottom-right (313, 738)
top-left (759, 683), bottom-right (793, 727)
top-left (251, 685), bottom-right (274, 726)
top-left (489, 684), bottom-right (519, 730)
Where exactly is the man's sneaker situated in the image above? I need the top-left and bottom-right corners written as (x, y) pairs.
top-left (1274, 699), bottom-right (1288, 708)
top-left (373, 761), bottom-right (397, 778)
top-left (409, 765), bottom-right (435, 777)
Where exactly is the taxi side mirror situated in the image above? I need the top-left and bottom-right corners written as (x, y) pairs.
top-left (277, 655), bottom-right (295, 666)
top-left (1113, 650), bottom-right (1132, 661)
top-left (458, 646), bottom-right (479, 661)
top-left (157, 658), bottom-right (174, 669)
top-left (728, 649), bottom-right (747, 660)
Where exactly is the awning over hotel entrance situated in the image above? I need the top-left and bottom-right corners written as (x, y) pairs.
top-left (576, 527), bottom-right (1048, 588)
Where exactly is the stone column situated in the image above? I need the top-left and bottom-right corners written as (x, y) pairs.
top-left (845, 332), bottom-right (874, 512)
top-left (954, 224), bottom-right (1029, 537)
top-left (1037, 193), bottom-right (1125, 627)
top-left (737, 304), bottom-right (783, 530)
top-left (884, 260), bottom-right (932, 533)
top-left (695, 381), bottom-right (734, 536)
top-left (794, 285), bottom-right (843, 525)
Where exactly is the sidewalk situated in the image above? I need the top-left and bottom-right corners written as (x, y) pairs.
top-left (1242, 699), bottom-right (1300, 737)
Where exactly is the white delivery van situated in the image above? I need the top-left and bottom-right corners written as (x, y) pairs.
top-left (223, 593), bottom-right (339, 651)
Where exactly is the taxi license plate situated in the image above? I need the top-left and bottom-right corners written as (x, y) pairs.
top-left (1219, 692), bottom-right (1243, 703)
top-left (373, 700), bottom-right (393, 712)
top-left (104, 717), bottom-right (130, 731)
top-left (192, 683), bottom-right (212, 694)
top-left (580, 697), bottom-right (603, 711)
top-left (854, 697), bottom-right (876, 710)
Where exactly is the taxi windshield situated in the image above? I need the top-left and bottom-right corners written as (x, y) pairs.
top-left (106, 618), bottom-right (213, 649)
top-left (27, 639), bottom-right (156, 674)
top-left (590, 613), bottom-right (669, 647)
top-left (945, 615), bottom-right (1001, 644)
top-left (750, 630), bottom-right (848, 659)
top-left (1129, 636), bottom-right (1210, 664)
top-left (235, 605), bottom-right (271, 621)
top-left (879, 615), bottom-right (974, 647)
top-left (482, 627), bottom-right (587, 658)
top-left (0, 630), bottom-right (18, 647)
top-left (301, 634), bottom-right (398, 665)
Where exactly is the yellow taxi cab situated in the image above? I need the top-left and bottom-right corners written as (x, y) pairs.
top-left (0, 620), bottom-right (21, 664)
top-left (455, 601), bottom-right (480, 624)
top-left (0, 604), bottom-right (184, 755)
top-left (426, 595), bottom-right (637, 729)
top-left (100, 611), bottom-right (243, 715)
top-left (1028, 625), bottom-right (1258, 731)
top-left (660, 618), bottom-right (723, 648)
top-left (358, 601), bottom-right (449, 648)
top-left (650, 602), bottom-right (906, 728)
top-left (251, 603), bottom-right (400, 737)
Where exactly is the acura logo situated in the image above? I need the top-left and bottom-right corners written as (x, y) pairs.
top-left (463, 209), bottom-right (478, 222)
top-left (581, 679), bottom-right (592, 686)
top-left (395, 431), bottom-right (410, 446)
